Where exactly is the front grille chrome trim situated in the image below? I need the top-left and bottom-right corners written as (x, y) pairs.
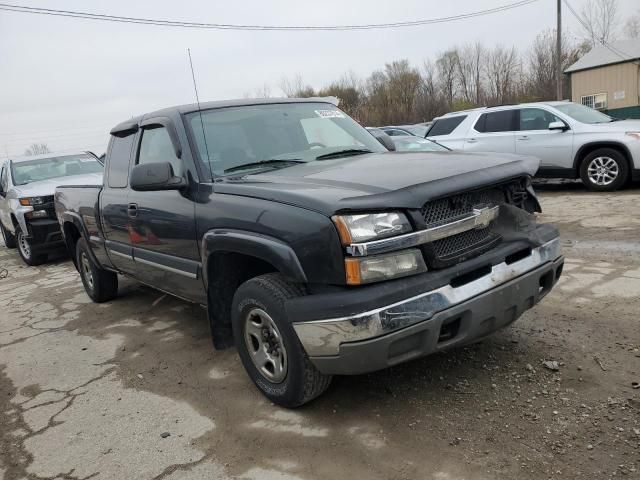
top-left (346, 205), bottom-right (500, 257)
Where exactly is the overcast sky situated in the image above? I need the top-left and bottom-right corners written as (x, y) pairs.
top-left (0, 0), bottom-right (637, 157)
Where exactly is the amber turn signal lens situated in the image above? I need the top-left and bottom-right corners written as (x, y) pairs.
top-left (19, 198), bottom-right (31, 206)
top-left (344, 258), bottom-right (362, 285)
top-left (331, 215), bottom-right (353, 246)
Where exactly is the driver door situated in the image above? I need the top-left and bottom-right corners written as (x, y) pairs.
top-left (126, 120), bottom-right (204, 303)
top-left (515, 108), bottom-right (573, 168)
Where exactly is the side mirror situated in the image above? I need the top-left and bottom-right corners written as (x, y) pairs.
top-left (129, 162), bottom-right (186, 191)
top-left (548, 121), bottom-right (567, 131)
top-left (371, 131), bottom-right (396, 151)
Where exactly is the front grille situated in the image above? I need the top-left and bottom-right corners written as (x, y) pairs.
top-left (36, 196), bottom-right (55, 219)
top-left (421, 190), bottom-right (503, 226)
top-left (420, 188), bottom-right (505, 268)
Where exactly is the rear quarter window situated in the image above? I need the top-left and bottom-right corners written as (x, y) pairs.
top-left (106, 134), bottom-right (135, 188)
top-left (474, 111), bottom-right (517, 133)
top-left (426, 116), bottom-right (467, 137)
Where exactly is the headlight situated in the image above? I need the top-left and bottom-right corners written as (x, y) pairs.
top-left (332, 211), bottom-right (412, 244)
top-left (19, 197), bottom-right (45, 206)
top-left (344, 249), bottom-right (426, 285)
top-left (626, 132), bottom-right (640, 140)
top-left (25, 210), bottom-right (48, 219)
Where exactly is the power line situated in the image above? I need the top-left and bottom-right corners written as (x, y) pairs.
top-left (563, 0), bottom-right (639, 66)
top-left (0, 1), bottom-right (540, 31)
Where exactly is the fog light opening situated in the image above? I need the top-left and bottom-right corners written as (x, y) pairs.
top-left (438, 317), bottom-right (461, 343)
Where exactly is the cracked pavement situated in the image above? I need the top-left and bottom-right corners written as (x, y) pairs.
top-left (1, 186), bottom-right (639, 480)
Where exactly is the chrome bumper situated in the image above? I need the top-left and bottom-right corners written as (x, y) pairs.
top-left (293, 238), bottom-right (562, 356)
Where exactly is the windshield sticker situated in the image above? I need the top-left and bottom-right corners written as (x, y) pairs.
top-left (315, 110), bottom-right (345, 119)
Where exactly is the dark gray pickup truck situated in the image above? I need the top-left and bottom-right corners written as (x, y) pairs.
top-left (55, 98), bottom-right (563, 407)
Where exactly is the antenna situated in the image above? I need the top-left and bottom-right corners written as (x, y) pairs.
top-left (187, 48), bottom-right (213, 180)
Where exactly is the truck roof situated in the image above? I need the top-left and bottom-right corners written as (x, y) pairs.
top-left (9, 150), bottom-right (92, 163)
top-left (110, 97), bottom-right (338, 137)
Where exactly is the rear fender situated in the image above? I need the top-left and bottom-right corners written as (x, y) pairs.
top-left (61, 212), bottom-right (102, 269)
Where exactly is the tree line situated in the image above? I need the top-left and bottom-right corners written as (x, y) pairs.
top-left (252, 1), bottom-right (639, 126)
top-left (271, 30), bottom-right (586, 126)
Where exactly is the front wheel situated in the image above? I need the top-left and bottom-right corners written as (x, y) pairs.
top-left (16, 226), bottom-right (47, 266)
top-left (579, 148), bottom-right (629, 191)
top-left (231, 273), bottom-right (332, 407)
top-left (0, 221), bottom-right (16, 249)
top-left (76, 237), bottom-right (118, 302)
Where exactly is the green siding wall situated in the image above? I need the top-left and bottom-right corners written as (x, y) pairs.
top-left (605, 105), bottom-right (640, 119)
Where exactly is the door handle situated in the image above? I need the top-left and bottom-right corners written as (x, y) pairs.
top-left (467, 138), bottom-right (477, 143)
top-left (127, 203), bottom-right (138, 218)
top-left (517, 136), bottom-right (529, 141)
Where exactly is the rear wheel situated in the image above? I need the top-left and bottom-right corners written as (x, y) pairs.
top-left (0, 222), bottom-right (16, 249)
top-left (231, 273), bottom-right (332, 407)
top-left (579, 148), bottom-right (629, 191)
top-left (16, 226), bottom-right (47, 266)
top-left (76, 237), bottom-right (118, 302)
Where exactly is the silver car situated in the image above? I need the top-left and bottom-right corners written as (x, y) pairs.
top-left (426, 101), bottom-right (640, 191)
top-left (0, 151), bottom-right (103, 265)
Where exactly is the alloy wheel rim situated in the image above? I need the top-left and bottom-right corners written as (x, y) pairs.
top-left (587, 157), bottom-right (618, 186)
top-left (80, 251), bottom-right (94, 291)
top-left (17, 232), bottom-right (31, 259)
top-left (243, 308), bottom-right (288, 383)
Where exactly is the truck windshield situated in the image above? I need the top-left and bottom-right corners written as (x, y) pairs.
top-left (11, 154), bottom-right (103, 186)
top-left (186, 102), bottom-right (386, 177)
top-left (553, 103), bottom-right (614, 124)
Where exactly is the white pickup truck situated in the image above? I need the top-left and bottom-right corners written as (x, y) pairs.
top-left (0, 151), bottom-right (103, 265)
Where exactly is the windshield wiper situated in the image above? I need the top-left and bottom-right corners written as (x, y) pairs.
top-left (224, 159), bottom-right (304, 174)
top-left (314, 148), bottom-right (373, 160)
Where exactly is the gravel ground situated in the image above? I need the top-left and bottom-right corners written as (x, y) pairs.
top-left (0, 185), bottom-right (639, 480)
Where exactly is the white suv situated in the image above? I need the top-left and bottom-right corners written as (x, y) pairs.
top-left (426, 101), bottom-right (640, 191)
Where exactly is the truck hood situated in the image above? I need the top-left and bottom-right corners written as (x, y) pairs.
top-left (13, 173), bottom-right (103, 198)
top-left (214, 151), bottom-right (539, 215)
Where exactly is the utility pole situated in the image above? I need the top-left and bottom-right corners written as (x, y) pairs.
top-left (556, 0), bottom-right (563, 100)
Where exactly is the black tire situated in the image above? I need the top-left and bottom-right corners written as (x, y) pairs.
top-left (76, 237), bottom-right (118, 303)
top-left (0, 221), bottom-right (16, 249)
top-left (15, 226), bottom-right (47, 266)
top-left (231, 273), bottom-right (332, 407)
top-left (579, 148), bottom-right (629, 192)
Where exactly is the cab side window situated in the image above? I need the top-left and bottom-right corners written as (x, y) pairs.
top-left (519, 108), bottom-right (562, 131)
top-left (475, 111), bottom-right (517, 133)
top-left (107, 134), bottom-right (135, 188)
top-left (137, 127), bottom-right (182, 177)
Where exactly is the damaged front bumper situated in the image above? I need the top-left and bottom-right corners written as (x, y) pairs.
top-left (292, 237), bottom-right (563, 375)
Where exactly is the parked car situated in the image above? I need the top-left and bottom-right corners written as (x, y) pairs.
top-left (365, 127), bottom-right (396, 150)
top-left (55, 98), bottom-right (563, 407)
top-left (381, 123), bottom-right (431, 137)
top-left (426, 101), bottom-right (640, 191)
top-left (391, 135), bottom-right (449, 152)
top-left (0, 151), bottom-right (103, 265)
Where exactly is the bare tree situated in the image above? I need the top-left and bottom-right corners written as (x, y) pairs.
top-left (436, 49), bottom-right (459, 108)
top-left (24, 143), bottom-right (51, 156)
top-left (279, 74), bottom-right (315, 97)
top-left (624, 11), bottom-right (640, 38)
top-left (485, 46), bottom-right (520, 105)
top-left (579, 0), bottom-right (620, 47)
top-left (526, 30), bottom-right (587, 101)
top-left (455, 43), bottom-right (485, 107)
top-left (415, 61), bottom-right (448, 122)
